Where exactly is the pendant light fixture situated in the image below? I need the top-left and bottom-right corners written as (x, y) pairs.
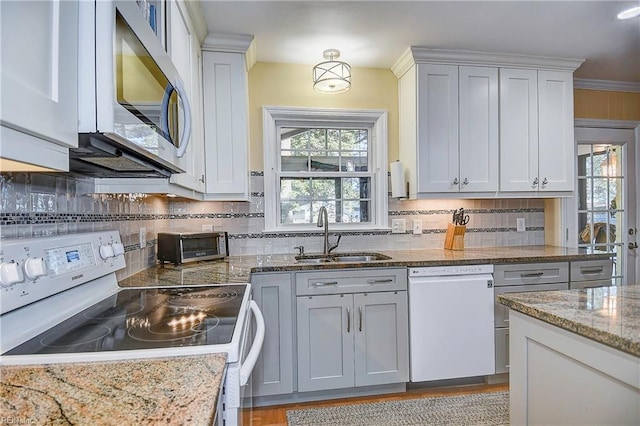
top-left (313, 49), bottom-right (351, 94)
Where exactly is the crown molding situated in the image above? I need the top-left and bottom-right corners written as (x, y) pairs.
top-left (392, 47), bottom-right (584, 77)
top-left (202, 33), bottom-right (254, 54)
top-left (573, 78), bottom-right (640, 93)
top-left (181, 0), bottom-right (207, 44)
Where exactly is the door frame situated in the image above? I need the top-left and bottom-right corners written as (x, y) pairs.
top-left (564, 118), bottom-right (640, 284)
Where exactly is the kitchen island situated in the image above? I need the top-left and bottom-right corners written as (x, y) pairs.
top-left (0, 354), bottom-right (227, 425)
top-left (498, 285), bottom-right (640, 425)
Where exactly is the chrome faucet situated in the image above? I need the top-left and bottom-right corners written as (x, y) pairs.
top-left (317, 206), bottom-right (341, 255)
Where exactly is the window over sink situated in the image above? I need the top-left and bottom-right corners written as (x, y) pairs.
top-left (263, 107), bottom-right (388, 232)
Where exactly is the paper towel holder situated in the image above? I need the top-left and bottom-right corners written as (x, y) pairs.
top-left (390, 160), bottom-right (409, 199)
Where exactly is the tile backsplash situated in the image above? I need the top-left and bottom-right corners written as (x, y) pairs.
top-left (1, 172), bottom-right (545, 279)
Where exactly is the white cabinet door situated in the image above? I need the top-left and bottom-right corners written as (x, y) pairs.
top-left (0, 0), bottom-right (78, 171)
top-left (297, 294), bottom-right (355, 392)
top-left (353, 291), bottom-right (409, 387)
top-left (167, 0), bottom-right (205, 192)
top-left (499, 68), bottom-right (539, 192)
top-left (202, 52), bottom-right (250, 200)
top-left (459, 66), bottom-right (499, 192)
top-left (1, 1), bottom-right (78, 148)
top-left (538, 71), bottom-right (574, 192)
top-left (416, 64), bottom-right (459, 193)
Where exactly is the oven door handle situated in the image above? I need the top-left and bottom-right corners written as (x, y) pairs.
top-left (240, 300), bottom-right (265, 386)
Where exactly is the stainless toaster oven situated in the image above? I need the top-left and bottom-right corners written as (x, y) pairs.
top-left (157, 232), bottom-right (229, 265)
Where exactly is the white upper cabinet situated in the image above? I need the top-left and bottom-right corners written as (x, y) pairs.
top-left (202, 47), bottom-right (251, 201)
top-left (500, 69), bottom-right (575, 192)
top-left (167, 0), bottom-right (206, 193)
top-left (0, 0), bottom-right (78, 171)
top-left (404, 63), bottom-right (498, 195)
top-left (537, 71), bottom-right (575, 192)
top-left (459, 66), bottom-right (499, 192)
top-left (393, 48), bottom-right (582, 198)
top-left (499, 68), bottom-right (539, 192)
top-left (416, 64), bottom-right (459, 193)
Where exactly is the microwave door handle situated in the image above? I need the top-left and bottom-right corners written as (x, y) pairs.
top-left (161, 84), bottom-right (172, 142)
top-left (174, 79), bottom-right (191, 158)
top-left (239, 300), bottom-right (265, 386)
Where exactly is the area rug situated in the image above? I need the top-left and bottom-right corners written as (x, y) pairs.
top-left (286, 390), bottom-right (509, 426)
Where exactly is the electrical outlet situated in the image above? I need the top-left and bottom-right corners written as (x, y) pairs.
top-left (139, 227), bottom-right (147, 248)
top-left (202, 224), bottom-right (214, 232)
top-left (412, 219), bottom-right (423, 235)
top-left (517, 218), bottom-right (526, 233)
top-left (391, 219), bottom-right (406, 234)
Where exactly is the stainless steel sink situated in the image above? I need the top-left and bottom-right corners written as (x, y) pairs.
top-left (333, 253), bottom-right (391, 262)
top-left (295, 257), bottom-right (334, 264)
top-left (295, 252), bottom-right (390, 264)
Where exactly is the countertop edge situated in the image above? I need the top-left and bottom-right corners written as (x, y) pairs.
top-left (497, 294), bottom-right (640, 358)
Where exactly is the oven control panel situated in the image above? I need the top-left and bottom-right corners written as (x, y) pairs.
top-left (0, 231), bottom-right (126, 314)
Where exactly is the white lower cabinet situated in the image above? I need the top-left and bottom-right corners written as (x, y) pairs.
top-left (296, 291), bottom-right (409, 392)
top-left (251, 273), bottom-right (294, 397)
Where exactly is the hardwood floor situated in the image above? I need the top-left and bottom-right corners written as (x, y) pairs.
top-left (242, 382), bottom-right (509, 426)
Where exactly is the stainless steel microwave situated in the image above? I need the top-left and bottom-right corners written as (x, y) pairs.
top-left (73, 0), bottom-right (191, 178)
top-left (157, 232), bottom-right (229, 265)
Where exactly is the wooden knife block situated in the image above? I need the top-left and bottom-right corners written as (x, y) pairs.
top-left (444, 223), bottom-right (466, 250)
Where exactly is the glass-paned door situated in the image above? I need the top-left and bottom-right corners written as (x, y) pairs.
top-left (577, 144), bottom-right (624, 285)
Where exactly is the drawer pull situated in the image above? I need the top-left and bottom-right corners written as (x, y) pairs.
top-left (367, 279), bottom-right (393, 284)
top-left (580, 268), bottom-right (604, 275)
top-left (520, 272), bottom-right (544, 278)
top-left (312, 281), bottom-right (338, 286)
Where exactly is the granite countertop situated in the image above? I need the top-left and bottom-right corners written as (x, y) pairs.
top-left (498, 285), bottom-right (640, 357)
top-left (0, 354), bottom-right (227, 425)
top-left (119, 245), bottom-right (611, 287)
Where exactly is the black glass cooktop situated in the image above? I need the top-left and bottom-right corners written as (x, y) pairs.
top-left (6, 284), bottom-right (247, 355)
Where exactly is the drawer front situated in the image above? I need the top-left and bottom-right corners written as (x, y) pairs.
top-left (494, 282), bottom-right (568, 327)
top-left (569, 279), bottom-right (612, 290)
top-left (295, 268), bottom-right (407, 296)
top-left (570, 259), bottom-right (613, 283)
top-left (494, 262), bottom-right (569, 287)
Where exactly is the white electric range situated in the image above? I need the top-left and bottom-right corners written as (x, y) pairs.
top-left (0, 231), bottom-right (264, 425)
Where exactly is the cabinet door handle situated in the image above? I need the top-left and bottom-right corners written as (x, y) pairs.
top-left (462, 178), bottom-right (469, 186)
top-left (367, 279), bottom-right (393, 284)
top-left (346, 307), bottom-right (351, 333)
top-left (531, 177), bottom-right (539, 188)
top-left (359, 306), bottom-right (363, 332)
top-left (452, 178), bottom-right (459, 186)
top-left (580, 268), bottom-right (604, 275)
top-left (541, 177), bottom-right (548, 188)
top-left (520, 272), bottom-right (544, 278)
top-left (312, 281), bottom-right (338, 286)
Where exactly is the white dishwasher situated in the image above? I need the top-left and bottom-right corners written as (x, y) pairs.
top-left (408, 265), bottom-right (495, 382)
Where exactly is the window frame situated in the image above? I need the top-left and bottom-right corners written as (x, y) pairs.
top-left (262, 106), bottom-right (389, 232)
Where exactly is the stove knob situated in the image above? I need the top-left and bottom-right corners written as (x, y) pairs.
top-left (24, 257), bottom-right (47, 280)
top-left (112, 242), bottom-right (125, 257)
top-left (0, 262), bottom-right (25, 287)
top-left (99, 244), bottom-right (115, 260)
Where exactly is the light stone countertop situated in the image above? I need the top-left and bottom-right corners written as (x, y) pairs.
top-left (498, 285), bottom-right (640, 357)
top-left (0, 354), bottom-right (227, 425)
top-left (119, 245), bottom-right (611, 287)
